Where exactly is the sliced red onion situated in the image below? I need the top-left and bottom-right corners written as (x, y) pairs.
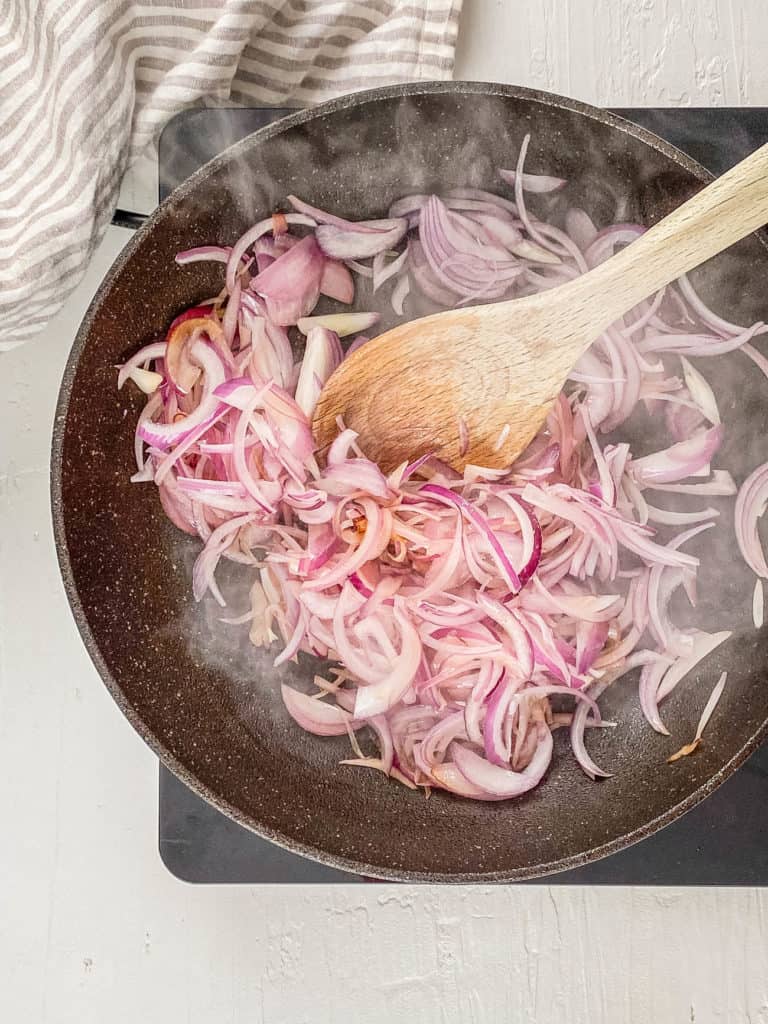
top-left (482, 677), bottom-right (515, 766)
top-left (192, 513), bottom-right (254, 605)
top-left (421, 483), bottom-right (522, 592)
top-left (414, 711), bottom-right (467, 772)
top-left (138, 340), bottom-right (226, 450)
top-left (373, 248), bottom-right (408, 292)
top-left (117, 341), bottom-right (166, 391)
top-left (645, 470), bottom-right (736, 496)
top-left (576, 619), bottom-right (610, 674)
top-left (694, 671), bottom-right (727, 741)
top-left (122, 147), bottom-right (768, 807)
top-left (344, 259), bottom-right (374, 279)
top-left (754, 578), bottom-right (764, 628)
top-left (499, 167), bottom-right (566, 193)
top-left (157, 471), bottom-right (197, 535)
top-left (565, 208), bottom-right (598, 250)
top-left (735, 460), bottom-right (768, 577)
top-left (304, 499), bottom-right (392, 592)
top-left (315, 218), bottom-right (408, 260)
top-left (294, 326), bottom-right (343, 418)
top-left (584, 223), bottom-right (646, 269)
top-left (177, 478), bottom-right (248, 497)
top-left (353, 606), bottom-right (422, 719)
top-left (677, 273), bottom-right (755, 337)
top-left (329, 585), bottom-right (385, 683)
top-left (175, 245), bottom-right (232, 265)
top-left (648, 524), bottom-right (715, 654)
top-left (165, 316), bottom-right (229, 394)
top-left (664, 393), bottom-right (706, 443)
top-left (231, 393), bottom-right (278, 514)
top-left (214, 376), bottom-right (263, 410)
top-left (246, 314), bottom-right (294, 391)
top-left (286, 196), bottom-right (383, 233)
top-left (131, 461), bottom-right (156, 485)
top-left (284, 483), bottom-right (328, 513)
top-left (327, 428), bottom-right (360, 465)
top-left (225, 212), bottom-right (315, 292)
top-left (388, 194), bottom-right (429, 220)
top-left (250, 235), bottom-right (324, 326)
top-left (570, 677), bottom-right (613, 779)
top-left (222, 278), bottom-right (241, 347)
top-left (317, 459), bottom-right (392, 501)
top-left (612, 518), bottom-right (699, 570)
top-left (166, 304), bottom-right (216, 334)
top-left (420, 196), bottom-right (522, 300)
top-left (281, 685), bottom-right (361, 737)
top-left (430, 761), bottom-right (489, 798)
top-left (260, 384), bottom-right (316, 469)
top-left (297, 312), bottom-right (380, 337)
top-left (464, 211), bottom-right (523, 253)
top-left (637, 322), bottom-right (767, 357)
top-left (391, 273), bottom-right (410, 315)
top-left (639, 656), bottom-right (673, 735)
top-left (475, 593), bottom-right (534, 678)
top-left (346, 333), bottom-right (370, 356)
top-left (125, 366), bottom-right (163, 394)
top-left (319, 259), bottom-right (354, 303)
top-left (273, 605), bottom-right (310, 667)
top-left (630, 426), bottom-right (724, 485)
top-left (452, 723), bottom-right (553, 799)
top-left (509, 134), bottom-right (552, 251)
top-left (423, 195), bottom-right (514, 271)
top-left (656, 630), bottom-right (732, 703)
top-left (645, 503), bottom-right (718, 527)
top-left (408, 238), bottom-right (457, 306)
top-left (445, 186), bottom-right (519, 214)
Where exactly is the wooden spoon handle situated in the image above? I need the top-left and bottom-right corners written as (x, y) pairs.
top-left (574, 142), bottom-right (768, 337)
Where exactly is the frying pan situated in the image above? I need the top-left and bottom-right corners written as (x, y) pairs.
top-left (52, 82), bottom-right (768, 882)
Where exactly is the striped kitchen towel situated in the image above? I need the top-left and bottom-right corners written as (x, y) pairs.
top-left (0, 1), bottom-right (462, 351)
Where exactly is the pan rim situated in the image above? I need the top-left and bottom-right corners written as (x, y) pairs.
top-left (51, 79), bottom-right (768, 883)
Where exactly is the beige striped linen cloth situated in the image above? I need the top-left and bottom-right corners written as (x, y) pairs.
top-left (0, 1), bottom-right (462, 351)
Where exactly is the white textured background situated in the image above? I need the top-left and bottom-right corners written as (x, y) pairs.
top-left (4, 3), bottom-right (768, 1022)
top-left (457, 0), bottom-right (768, 106)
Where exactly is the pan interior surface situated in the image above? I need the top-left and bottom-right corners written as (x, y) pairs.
top-left (53, 83), bottom-right (768, 881)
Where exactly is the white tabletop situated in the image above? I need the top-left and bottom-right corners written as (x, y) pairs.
top-left (3, 4), bottom-right (768, 1021)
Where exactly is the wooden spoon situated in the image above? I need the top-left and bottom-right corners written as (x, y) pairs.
top-left (313, 143), bottom-right (768, 472)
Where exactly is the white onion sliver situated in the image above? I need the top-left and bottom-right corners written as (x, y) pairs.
top-left (754, 578), bottom-right (764, 628)
top-left (695, 671), bottom-right (728, 741)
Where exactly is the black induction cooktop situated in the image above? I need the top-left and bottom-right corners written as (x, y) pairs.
top-left (156, 104), bottom-right (768, 884)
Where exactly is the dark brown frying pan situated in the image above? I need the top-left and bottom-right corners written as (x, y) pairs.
top-left (52, 82), bottom-right (768, 882)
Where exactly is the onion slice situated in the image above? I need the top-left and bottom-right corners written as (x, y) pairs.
top-left (297, 312), bottom-right (380, 337)
top-left (121, 141), bottom-right (768, 807)
top-left (315, 219), bottom-right (408, 260)
top-left (499, 168), bottom-right (566, 193)
top-left (294, 327), bottom-right (343, 418)
top-left (735, 461), bottom-right (768, 578)
top-left (451, 723), bottom-right (553, 799)
top-left (353, 606), bottom-right (422, 719)
top-left (282, 685), bottom-right (361, 737)
top-left (667, 671), bottom-right (728, 762)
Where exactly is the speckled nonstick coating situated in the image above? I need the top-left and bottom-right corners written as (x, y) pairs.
top-left (52, 82), bottom-right (768, 882)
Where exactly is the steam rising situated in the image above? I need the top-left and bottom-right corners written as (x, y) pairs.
top-left (166, 92), bottom-right (768, 731)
